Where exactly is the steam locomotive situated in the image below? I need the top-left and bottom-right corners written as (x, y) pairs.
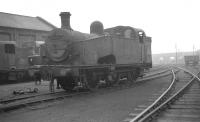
top-left (0, 41), bottom-right (32, 82)
top-left (29, 12), bottom-right (152, 91)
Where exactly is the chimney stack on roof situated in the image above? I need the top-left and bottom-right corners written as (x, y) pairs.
top-left (60, 12), bottom-right (72, 30)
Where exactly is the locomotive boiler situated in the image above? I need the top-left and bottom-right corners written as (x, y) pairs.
top-left (29, 12), bottom-right (152, 91)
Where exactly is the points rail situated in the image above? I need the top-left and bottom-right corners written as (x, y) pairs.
top-left (129, 67), bottom-right (199, 122)
top-left (130, 70), bottom-right (177, 122)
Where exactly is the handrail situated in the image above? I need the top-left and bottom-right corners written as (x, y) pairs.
top-left (130, 70), bottom-right (177, 122)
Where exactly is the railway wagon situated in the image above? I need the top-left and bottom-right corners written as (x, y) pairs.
top-left (0, 41), bottom-right (32, 83)
top-left (184, 55), bottom-right (199, 66)
top-left (28, 12), bottom-right (152, 91)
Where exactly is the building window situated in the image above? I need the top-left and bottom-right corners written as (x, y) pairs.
top-left (19, 34), bottom-right (35, 48)
top-left (5, 44), bottom-right (15, 54)
top-left (34, 41), bottom-right (45, 55)
top-left (0, 32), bottom-right (11, 41)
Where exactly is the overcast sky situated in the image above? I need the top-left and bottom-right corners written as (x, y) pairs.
top-left (1, 0), bottom-right (199, 54)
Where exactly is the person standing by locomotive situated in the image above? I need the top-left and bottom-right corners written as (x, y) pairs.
top-left (49, 78), bottom-right (55, 93)
top-left (107, 73), bottom-right (114, 86)
top-left (56, 77), bottom-right (61, 89)
top-left (48, 69), bottom-right (55, 92)
top-left (34, 70), bottom-right (42, 85)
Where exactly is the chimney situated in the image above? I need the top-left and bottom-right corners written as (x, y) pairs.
top-left (60, 12), bottom-right (72, 30)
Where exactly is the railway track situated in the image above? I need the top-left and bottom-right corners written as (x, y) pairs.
top-left (156, 80), bottom-right (200, 122)
top-left (0, 91), bottom-right (90, 113)
top-left (0, 91), bottom-right (67, 104)
top-left (126, 67), bottom-right (200, 122)
top-left (148, 65), bottom-right (169, 73)
top-left (0, 68), bottom-right (172, 114)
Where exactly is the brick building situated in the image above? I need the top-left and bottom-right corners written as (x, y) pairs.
top-left (0, 12), bottom-right (56, 53)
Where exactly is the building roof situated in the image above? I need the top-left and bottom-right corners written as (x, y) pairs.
top-left (0, 12), bottom-right (56, 31)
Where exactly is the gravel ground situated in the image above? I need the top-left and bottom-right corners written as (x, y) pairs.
top-left (0, 75), bottom-right (172, 122)
top-left (0, 81), bottom-right (63, 101)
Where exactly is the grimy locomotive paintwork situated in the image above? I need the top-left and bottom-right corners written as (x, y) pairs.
top-left (28, 12), bottom-right (152, 90)
top-left (0, 41), bottom-right (32, 82)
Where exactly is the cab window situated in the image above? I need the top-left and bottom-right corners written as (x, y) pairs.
top-left (138, 32), bottom-right (144, 43)
top-left (5, 44), bottom-right (15, 54)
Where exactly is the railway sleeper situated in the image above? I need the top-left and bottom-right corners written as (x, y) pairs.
top-left (169, 104), bottom-right (200, 109)
top-left (178, 99), bottom-right (200, 102)
top-left (157, 113), bottom-right (200, 122)
top-left (164, 109), bottom-right (200, 114)
top-left (175, 101), bottom-right (200, 104)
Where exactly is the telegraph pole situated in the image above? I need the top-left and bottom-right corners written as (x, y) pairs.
top-left (175, 44), bottom-right (177, 65)
top-left (193, 45), bottom-right (195, 56)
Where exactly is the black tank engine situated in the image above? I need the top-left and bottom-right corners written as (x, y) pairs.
top-left (28, 12), bottom-right (152, 91)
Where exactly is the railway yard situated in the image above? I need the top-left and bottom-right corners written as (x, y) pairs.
top-left (1, 65), bottom-right (199, 122)
top-left (0, 11), bottom-right (157, 122)
top-left (0, 2), bottom-right (200, 122)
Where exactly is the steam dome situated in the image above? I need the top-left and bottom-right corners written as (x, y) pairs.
top-left (90, 21), bottom-right (104, 35)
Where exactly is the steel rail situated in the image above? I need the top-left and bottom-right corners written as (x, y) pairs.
top-left (177, 66), bottom-right (200, 84)
top-left (138, 75), bottom-right (195, 121)
top-left (136, 69), bottom-right (174, 83)
top-left (137, 67), bottom-right (197, 122)
top-left (143, 69), bottom-right (169, 77)
top-left (0, 91), bottom-right (90, 113)
top-left (0, 91), bottom-right (67, 104)
top-left (130, 70), bottom-right (177, 122)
